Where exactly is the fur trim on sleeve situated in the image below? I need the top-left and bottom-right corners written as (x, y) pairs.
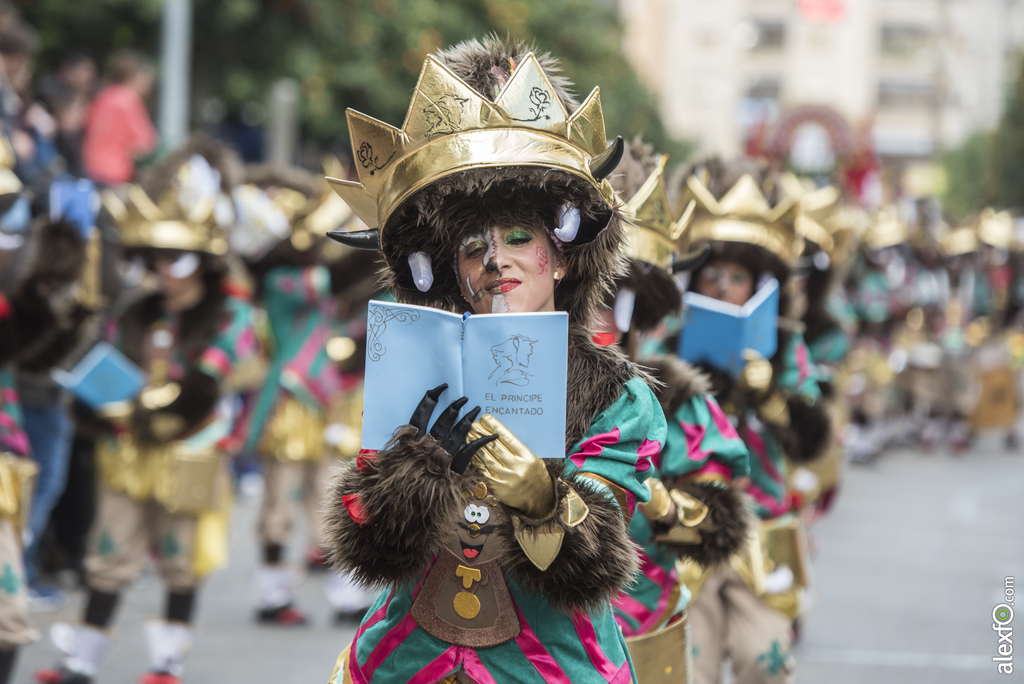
top-left (665, 480), bottom-right (753, 569)
top-left (324, 426), bottom-right (463, 588)
top-left (497, 461), bottom-right (638, 613)
top-left (642, 355), bottom-right (711, 415)
top-left (784, 395), bottom-right (832, 464)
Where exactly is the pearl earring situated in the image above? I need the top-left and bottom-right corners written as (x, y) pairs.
top-left (553, 270), bottom-right (560, 280)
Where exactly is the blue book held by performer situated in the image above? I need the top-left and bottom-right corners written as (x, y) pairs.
top-left (361, 300), bottom-right (569, 459)
top-left (678, 278), bottom-right (779, 378)
top-left (52, 341), bottom-right (146, 408)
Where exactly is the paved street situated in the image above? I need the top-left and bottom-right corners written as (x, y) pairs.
top-left (12, 434), bottom-right (1024, 684)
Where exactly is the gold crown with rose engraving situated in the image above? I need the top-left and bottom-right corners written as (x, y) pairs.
top-left (676, 173), bottom-right (803, 265)
top-left (324, 51), bottom-right (622, 254)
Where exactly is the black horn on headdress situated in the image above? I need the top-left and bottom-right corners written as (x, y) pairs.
top-left (671, 243), bottom-right (711, 274)
top-left (327, 228), bottom-right (382, 251)
top-left (589, 136), bottom-right (624, 181)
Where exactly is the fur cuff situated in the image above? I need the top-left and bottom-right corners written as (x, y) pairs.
top-left (324, 426), bottom-right (463, 588)
top-left (498, 461), bottom-right (638, 613)
top-left (667, 480), bottom-right (753, 568)
top-left (642, 355), bottom-right (712, 415)
top-left (786, 396), bottom-right (831, 464)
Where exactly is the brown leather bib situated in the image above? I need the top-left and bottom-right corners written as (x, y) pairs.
top-left (411, 547), bottom-right (520, 647)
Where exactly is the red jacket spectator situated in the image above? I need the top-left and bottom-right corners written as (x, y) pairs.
top-left (82, 50), bottom-right (157, 185)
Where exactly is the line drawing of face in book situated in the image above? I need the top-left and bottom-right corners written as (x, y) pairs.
top-left (488, 334), bottom-right (537, 386)
top-left (366, 306), bottom-right (420, 361)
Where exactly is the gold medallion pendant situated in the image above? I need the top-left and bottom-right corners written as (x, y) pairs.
top-left (453, 591), bottom-right (481, 619)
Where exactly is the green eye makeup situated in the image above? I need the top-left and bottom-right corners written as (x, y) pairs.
top-left (504, 228), bottom-right (533, 246)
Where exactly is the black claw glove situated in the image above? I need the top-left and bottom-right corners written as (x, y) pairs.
top-left (407, 384), bottom-right (497, 475)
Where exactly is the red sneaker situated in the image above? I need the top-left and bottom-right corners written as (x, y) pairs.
top-left (257, 604), bottom-right (309, 626)
top-left (35, 669), bottom-right (92, 684)
top-left (139, 672), bottom-right (180, 684)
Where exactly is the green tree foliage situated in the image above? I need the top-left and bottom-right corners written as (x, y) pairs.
top-left (986, 53), bottom-right (1024, 213)
top-left (20, 0), bottom-right (687, 158)
top-left (940, 131), bottom-right (992, 222)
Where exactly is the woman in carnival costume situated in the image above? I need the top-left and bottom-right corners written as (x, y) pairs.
top-left (324, 36), bottom-right (666, 684)
top-left (0, 135), bottom-right (51, 684)
top-left (593, 141), bottom-right (752, 684)
top-left (231, 163), bottom-right (376, 624)
top-left (37, 143), bottom-right (258, 684)
top-left (675, 160), bottom-right (832, 684)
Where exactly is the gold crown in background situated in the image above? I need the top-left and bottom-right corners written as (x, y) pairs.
top-left (863, 205), bottom-right (910, 251)
top-left (780, 173), bottom-right (839, 256)
top-left (620, 155), bottom-right (693, 271)
top-left (975, 207), bottom-right (1014, 251)
top-left (327, 52), bottom-right (617, 245)
top-left (939, 223), bottom-right (978, 257)
top-left (678, 173), bottom-right (802, 264)
top-left (779, 173), bottom-right (867, 265)
top-left (103, 184), bottom-right (229, 255)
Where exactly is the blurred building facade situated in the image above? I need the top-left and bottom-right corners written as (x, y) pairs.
top-left (619, 0), bottom-right (1024, 162)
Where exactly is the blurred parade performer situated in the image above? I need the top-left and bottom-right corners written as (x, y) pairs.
top-left (842, 206), bottom-right (910, 462)
top-left (323, 36), bottom-right (666, 683)
top-left (780, 176), bottom-right (861, 516)
top-left (37, 146), bottom-right (257, 684)
top-left (971, 210), bottom-right (1022, 448)
top-left (0, 134), bottom-right (43, 684)
top-left (602, 142), bottom-right (753, 683)
top-left (15, 179), bottom-right (104, 607)
top-left (677, 161), bottom-right (831, 684)
top-left (230, 163), bottom-right (375, 625)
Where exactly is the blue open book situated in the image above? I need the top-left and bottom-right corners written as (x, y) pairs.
top-left (678, 278), bottom-right (779, 378)
top-left (53, 342), bottom-right (146, 408)
top-left (361, 300), bottom-right (569, 459)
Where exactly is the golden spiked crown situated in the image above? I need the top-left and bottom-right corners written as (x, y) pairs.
top-left (862, 205), bottom-right (910, 251)
top-left (939, 222), bottom-right (978, 257)
top-left (326, 51), bottom-right (620, 251)
top-left (779, 174), bottom-right (867, 265)
top-left (104, 154), bottom-right (235, 255)
top-left (103, 184), bottom-right (230, 256)
top-left (677, 173), bottom-right (802, 264)
top-left (975, 207), bottom-right (1014, 251)
top-left (620, 155), bottom-right (701, 272)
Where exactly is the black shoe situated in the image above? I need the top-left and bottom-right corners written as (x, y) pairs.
top-left (257, 604), bottom-right (309, 626)
top-left (334, 607), bottom-right (368, 625)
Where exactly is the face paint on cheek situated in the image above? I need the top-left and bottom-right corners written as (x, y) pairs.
top-left (535, 244), bottom-right (549, 274)
top-left (483, 229), bottom-right (497, 265)
top-left (466, 274), bottom-right (487, 303)
top-left (491, 293), bottom-right (510, 313)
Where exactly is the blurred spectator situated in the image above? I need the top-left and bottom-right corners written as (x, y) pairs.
top-left (48, 88), bottom-right (88, 177)
top-left (82, 49), bottom-right (158, 186)
top-left (37, 49), bottom-right (97, 106)
top-left (0, 24), bottom-right (59, 188)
